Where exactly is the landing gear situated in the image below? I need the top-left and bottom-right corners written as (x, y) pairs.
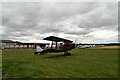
top-left (68, 53), bottom-right (71, 56)
top-left (34, 52), bottom-right (38, 54)
top-left (64, 52), bottom-right (67, 56)
top-left (64, 51), bottom-right (71, 56)
top-left (34, 52), bottom-right (41, 55)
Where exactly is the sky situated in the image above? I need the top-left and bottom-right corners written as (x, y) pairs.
top-left (0, 1), bottom-right (119, 43)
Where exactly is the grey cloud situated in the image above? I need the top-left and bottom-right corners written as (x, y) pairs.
top-left (1, 2), bottom-right (118, 43)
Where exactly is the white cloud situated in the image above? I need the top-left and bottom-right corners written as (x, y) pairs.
top-left (88, 30), bottom-right (118, 39)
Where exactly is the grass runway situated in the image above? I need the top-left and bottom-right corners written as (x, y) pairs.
top-left (2, 48), bottom-right (118, 78)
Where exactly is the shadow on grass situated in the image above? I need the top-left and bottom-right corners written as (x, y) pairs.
top-left (47, 54), bottom-right (73, 58)
top-left (47, 54), bottom-right (65, 58)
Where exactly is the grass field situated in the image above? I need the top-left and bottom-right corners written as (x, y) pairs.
top-left (2, 48), bottom-right (118, 78)
top-left (0, 50), bottom-right (2, 79)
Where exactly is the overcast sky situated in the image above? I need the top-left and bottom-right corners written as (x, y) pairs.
top-left (1, 2), bottom-right (118, 43)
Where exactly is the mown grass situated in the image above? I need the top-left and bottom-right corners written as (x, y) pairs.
top-left (0, 50), bottom-right (2, 79)
top-left (2, 48), bottom-right (118, 78)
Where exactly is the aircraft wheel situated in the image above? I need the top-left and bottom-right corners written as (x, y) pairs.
top-left (64, 53), bottom-right (67, 56)
top-left (34, 52), bottom-right (38, 54)
top-left (68, 53), bottom-right (71, 56)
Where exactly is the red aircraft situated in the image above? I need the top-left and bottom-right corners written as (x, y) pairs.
top-left (34, 36), bottom-right (75, 56)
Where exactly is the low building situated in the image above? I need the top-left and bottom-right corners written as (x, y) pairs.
top-left (0, 40), bottom-right (17, 49)
top-left (0, 40), bottom-right (49, 49)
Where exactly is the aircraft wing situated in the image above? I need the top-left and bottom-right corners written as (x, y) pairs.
top-left (43, 36), bottom-right (73, 43)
